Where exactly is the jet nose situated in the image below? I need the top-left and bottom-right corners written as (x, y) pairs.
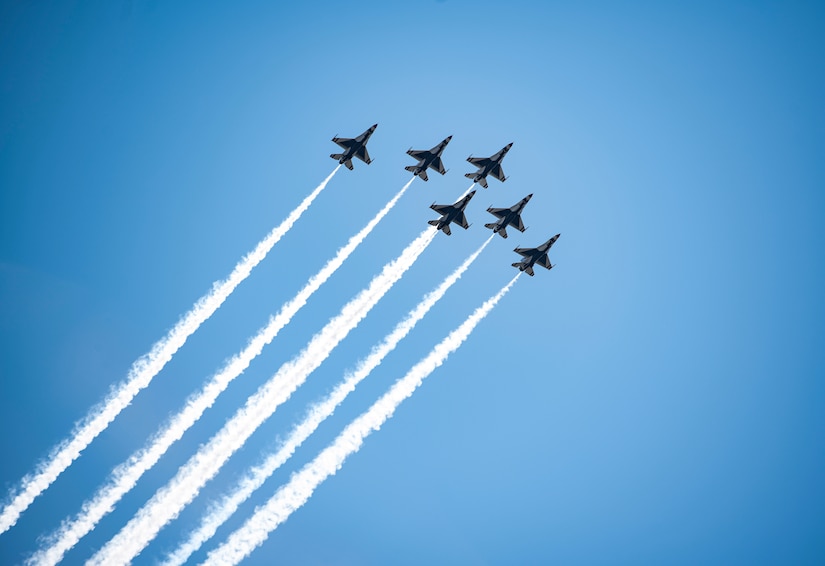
top-left (507, 142), bottom-right (513, 148)
top-left (527, 193), bottom-right (533, 199)
top-left (469, 190), bottom-right (476, 196)
top-left (372, 124), bottom-right (378, 129)
top-left (446, 135), bottom-right (453, 141)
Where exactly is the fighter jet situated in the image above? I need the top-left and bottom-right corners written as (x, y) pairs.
top-left (405, 136), bottom-right (452, 181)
top-left (484, 193), bottom-right (532, 239)
top-left (512, 234), bottom-right (560, 276)
top-left (465, 143), bottom-right (513, 189)
top-left (428, 190), bottom-right (476, 235)
top-left (330, 124), bottom-right (378, 170)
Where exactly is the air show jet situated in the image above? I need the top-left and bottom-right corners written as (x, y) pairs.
top-left (485, 193), bottom-right (532, 239)
top-left (512, 234), bottom-right (560, 276)
top-left (428, 190), bottom-right (476, 235)
top-left (330, 124), bottom-right (378, 170)
top-left (405, 136), bottom-right (452, 181)
top-left (465, 143), bottom-right (512, 188)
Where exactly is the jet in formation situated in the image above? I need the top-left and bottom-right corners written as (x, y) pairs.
top-left (465, 143), bottom-right (513, 189)
top-left (512, 234), bottom-right (560, 276)
top-left (330, 124), bottom-right (378, 170)
top-left (484, 193), bottom-right (532, 239)
top-left (405, 136), bottom-right (452, 181)
top-left (428, 190), bottom-right (476, 235)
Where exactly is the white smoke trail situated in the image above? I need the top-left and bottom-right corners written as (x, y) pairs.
top-left (203, 273), bottom-right (521, 566)
top-left (27, 177), bottom-right (412, 566)
top-left (88, 227), bottom-right (437, 566)
top-left (162, 234), bottom-right (495, 566)
top-left (456, 183), bottom-right (476, 200)
top-left (0, 167), bottom-right (340, 536)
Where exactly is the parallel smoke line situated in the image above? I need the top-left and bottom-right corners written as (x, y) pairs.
top-left (204, 273), bottom-right (521, 565)
top-left (89, 227), bottom-right (437, 566)
top-left (0, 167), bottom-right (339, 536)
top-left (27, 177), bottom-right (412, 566)
top-left (456, 182), bottom-right (476, 200)
top-left (163, 234), bottom-right (495, 566)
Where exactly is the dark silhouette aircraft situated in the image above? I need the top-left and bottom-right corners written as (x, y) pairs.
top-left (485, 193), bottom-right (532, 239)
top-left (512, 234), bottom-right (560, 276)
top-left (330, 124), bottom-right (378, 170)
top-left (465, 143), bottom-right (513, 188)
top-left (428, 190), bottom-right (476, 235)
top-left (405, 136), bottom-right (452, 181)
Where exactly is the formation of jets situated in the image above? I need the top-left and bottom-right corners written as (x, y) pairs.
top-left (330, 124), bottom-right (561, 276)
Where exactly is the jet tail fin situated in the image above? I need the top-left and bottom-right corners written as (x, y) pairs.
top-left (512, 263), bottom-right (534, 276)
top-left (484, 223), bottom-right (508, 238)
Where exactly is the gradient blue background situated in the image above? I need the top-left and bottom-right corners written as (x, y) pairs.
top-left (1, 1), bottom-right (824, 564)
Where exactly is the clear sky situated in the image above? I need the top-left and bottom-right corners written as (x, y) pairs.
top-left (1, 1), bottom-right (824, 564)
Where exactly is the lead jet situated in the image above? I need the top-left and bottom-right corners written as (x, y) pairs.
top-left (405, 136), bottom-right (452, 181)
top-left (512, 233), bottom-right (560, 276)
top-left (465, 142), bottom-right (513, 188)
top-left (484, 193), bottom-right (532, 239)
top-left (330, 124), bottom-right (378, 170)
top-left (428, 190), bottom-right (476, 235)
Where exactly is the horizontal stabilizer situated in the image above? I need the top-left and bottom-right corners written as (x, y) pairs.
top-left (344, 159), bottom-right (354, 170)
top-left (464, 172), bottom-right (475, 179)
top-left (441, 224), bottom-right (451, 235)
top-left (478, 177), bottom-right (489, 189)
top-left (427, 219), bottom-right (439, 227)
top-left (405, 165), bottom-right (417, 173)
top-left (498, 226), bottom-right (508, 239)
top-left (330, 153), bottom-right (344, 161)
top-left (484, 222), bottom-right (497, 230)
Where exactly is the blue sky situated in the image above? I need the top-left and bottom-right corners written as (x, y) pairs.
top-left (1, 1), bottom-right (824, 564)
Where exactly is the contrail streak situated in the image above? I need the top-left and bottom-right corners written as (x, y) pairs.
top-left (456, 183), bottom-right (476, 200)
top-left (0, 167), bottom-right (339, 536)
top-left (163, 234), bottom-right (495, 566)
top-left (203, 273), bottom-right (521, 565)
top-left (27, 177), bottom-right (412, 565)
top-left (88, 227), bottom-right (437, 566)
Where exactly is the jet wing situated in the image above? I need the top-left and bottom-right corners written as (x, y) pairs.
top-left (407, 149), bottom-right (430, 160)
top-left (468, 156), bottom-right (491, 167)
top-left (487, 207), bottom-right (510, 219)
top-left (489, 164), bottom-right (506, 182)
top-left (354, 146), bottom-right (372, 164)
top-left (513, 247), bottom-right (536, 258)
top-left (332, 137), bottom-right (356, 149)
top-left (431, 157), bottom-right (447, 175)
top-left (537, 255), bottom-right (553, 269)
top-left (430, 203), bottom-right (455, 215)
top-left (454, 211), bottom-right (470, 229)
